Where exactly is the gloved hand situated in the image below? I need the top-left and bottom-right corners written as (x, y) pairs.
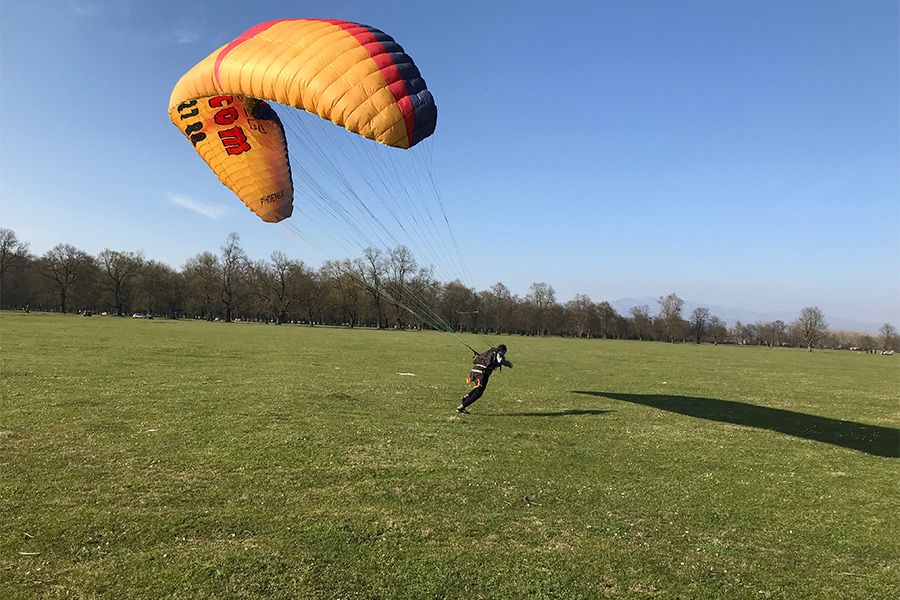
top-left (506, 361), bottom-right (513, 368)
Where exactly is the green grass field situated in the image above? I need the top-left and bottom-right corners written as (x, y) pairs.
top-left (2, 312), bottom-right (898, 599)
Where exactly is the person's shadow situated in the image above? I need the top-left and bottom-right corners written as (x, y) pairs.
top-left (574, 391), bottom-right (899, 458)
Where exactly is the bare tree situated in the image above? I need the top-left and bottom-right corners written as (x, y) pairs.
top-left (440, 280), bottom-right (477, 332)
top-left (386, 245), bottom-right (417, 328)
top-left (250, 251), bottom-right (297, 323)
top-left (39, 244), bottom-right (91, 313)
top-left (321, 259), bottom-right (362, 327)
top-left (0, 254), bottom-right (40, 309)
top-left (483, 282), bottom-right (515, 334)
top-left (355, 247), bottom-right (387, 329)
top-left (565, 293), bottom-right (594, 338)
top-left (289, 262), bottom-right (321, 325)
top-left (143, 261), bottom-right (184, 318)
top-left (759, 320), bottom-right (787, 348)
top-left (137, 260), bottom-right (163, 316)
top-left (183, 251), bottom-right (221, 320)
top-left (596, 301), bottom-right (622, 339)
top-left (689, 307), bottom-right (711, 344)
top-left (658, 293), bottom-right (686, 342)
top-left (880, 323), bottom-right (898, 352)
top-left (0, 228), bottom-right (30, 293)
top-left (403, 266), bottom-right (439, 330)
top-left (732, 321), bottom-right (761, 345)
top-left (628, 305), bottom-right (653, 340)
top-left (219, 233), bottom-right (247, 322)
top-left (855, 334), bottom-right (877, 352)
top-left (708, 316), bottom-right (727, 345)
top-left (527, 282), bottom-right (556, 335)
top-left (795, 306), bottom-right (828, 351)
top-left (98, 249), bottom-right (143, 316)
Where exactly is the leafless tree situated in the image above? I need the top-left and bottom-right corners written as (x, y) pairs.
top-left (628, 305), bottom-right (653, 340)
top-left (219, 233), bottom-right (247, 322)
top-left (355, 247), bottom-right (387, 328)
top-left (183, 251), bottom-right (221, 320)
top-left (657, 293), bottom-right (686, 342)
top-left (566, 293), bottom-right (594, 338)
top-left (136, 259), bottom-right (178, 316)
top-left (759, 320), bottom-right (787, 348)
top-left (250, 251), bottom-right (297, 323)
top-left (527, 282), bottom-right (556, 335)
top-left (98, 249), bottom-right (143, 316)
top-left (403, 266), bottom-right (439, 330)
top-left (689, 307), bottom-right (711, 343)
top-left (39, 244), bottom-right (92, 313)
top-left (732, 321), bottom-right (760, 345)
top-left (386, 245), bottom-right (417, 328)
top-left (596, 301), bottom-right (622, 339)
top-left (880, 323), bottom-right (898, 351)
top-left (0, 228), bottom-right (30, 293)
top-left (856, 334), bottom-right (877, 352)
top-left (321, 259), bottom-right (362, 327)
top-left (483, 282), bottom-right (515, 334)
top-left (708, 316), bottom-right (727, 345)
top-left (440, 280), bottom-right (477, 332)
top-left (289, 262), bottom-right (322, 325)
top-left (795, 306), bottom-right (828, 351)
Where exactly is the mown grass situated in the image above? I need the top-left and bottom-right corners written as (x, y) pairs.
top-left (1, 311), bottom-right (898, 599)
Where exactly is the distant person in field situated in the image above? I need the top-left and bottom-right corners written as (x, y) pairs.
top-left (457, 344), bottom-right (513, 414)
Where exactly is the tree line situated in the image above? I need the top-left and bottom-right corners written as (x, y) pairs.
top-left (1, 228), bottom-right (896, 352)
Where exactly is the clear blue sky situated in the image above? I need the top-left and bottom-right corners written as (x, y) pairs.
top-left (1, 0), bottom-right (897, 324)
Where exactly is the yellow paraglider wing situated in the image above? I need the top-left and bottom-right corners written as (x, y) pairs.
top-left (171, 96), bottom-right (293, 222)
top-left (169, 19), bottom-right (437, 223)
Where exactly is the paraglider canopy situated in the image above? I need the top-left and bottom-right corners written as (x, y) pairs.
top-left (169, 18), bottom-right (438, 223)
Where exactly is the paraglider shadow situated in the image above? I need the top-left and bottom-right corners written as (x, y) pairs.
top-left (574, 391), bottom-right (899, 458)
top-left (488, 409), bottom-right (613, 417)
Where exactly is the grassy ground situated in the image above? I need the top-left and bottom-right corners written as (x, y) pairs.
top-left (1, 311), bottom-right (898, 599)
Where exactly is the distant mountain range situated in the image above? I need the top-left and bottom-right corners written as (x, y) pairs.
top-left (609, 297), bottom-right (885, 335)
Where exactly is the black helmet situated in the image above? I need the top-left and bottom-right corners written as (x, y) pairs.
top-left (497, 344), bottom-right (507, 354)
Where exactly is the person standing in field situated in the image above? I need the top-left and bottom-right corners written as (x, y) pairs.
top-left (457, 344), bottom-right (513, 414)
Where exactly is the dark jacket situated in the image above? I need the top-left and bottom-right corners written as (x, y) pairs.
top-left (470, 347), bottom-right (512, 379)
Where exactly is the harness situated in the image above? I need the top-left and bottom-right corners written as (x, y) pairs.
top-left (467, 348), bottom-right (497, 383)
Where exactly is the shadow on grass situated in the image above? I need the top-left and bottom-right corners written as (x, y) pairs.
top-left (487, 409), bottom-right (614, 417)
top-left (574, 391), bottom-right (899, 458)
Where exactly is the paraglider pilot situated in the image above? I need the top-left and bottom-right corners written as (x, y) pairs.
top-left (457, 344), bottom-right (512, 414)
